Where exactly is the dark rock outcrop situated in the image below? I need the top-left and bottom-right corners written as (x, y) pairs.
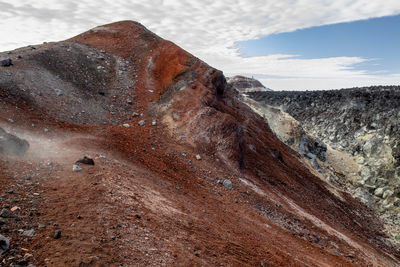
top-left (0, 58), bottom-right (12, 67)
top-left (0, 127), bottom-right (29, 156)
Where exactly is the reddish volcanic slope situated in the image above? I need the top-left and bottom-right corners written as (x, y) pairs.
top-left (0, 21), bottom-right (399, 266)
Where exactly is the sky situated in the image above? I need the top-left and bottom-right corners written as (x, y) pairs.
top-left (0, 0), bottom-right (400, 90)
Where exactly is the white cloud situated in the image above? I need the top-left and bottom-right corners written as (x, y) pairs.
top-left (1, 0), bottom-right (400, 90)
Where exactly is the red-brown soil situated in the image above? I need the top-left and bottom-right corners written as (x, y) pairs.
top-left (0, 21), bottom-right (399, 266)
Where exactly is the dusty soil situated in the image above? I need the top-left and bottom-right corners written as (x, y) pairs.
top-left (0, 21), bottom-right (399, 266)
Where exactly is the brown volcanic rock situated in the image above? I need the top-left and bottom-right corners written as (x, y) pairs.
top-left (0, 21), bottom-right (398, 266)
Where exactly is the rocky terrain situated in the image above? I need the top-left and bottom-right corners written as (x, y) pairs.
top-left (0, 21), bottom-right (399, 266)
top-left (247, 86), bottom-right (400, 243)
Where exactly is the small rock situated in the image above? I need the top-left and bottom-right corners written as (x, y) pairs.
top-left (24, 253), bottom-right (33, 259)
top-left (223, 179), bottom-right (233, 190)
top-left (127, 99), bottom-right (132, 105)
top-left (132, 112), bottom-right (139, 117)
top-left (0, 234), bottom-right (10, 254)
top-left (0, 218), bottom-right (5, 225)
top-left (151, 120), bottom-right (157, 126)
top-left (0, 208), bottom-right (11, 218)
top-left (148, 90), bottom-right (154, 93)
top-left (97, 56), bottom-right (105, 60)
top-left (138, 120), bottom-right (146, 126)
top-left (10, 206), bottom-right (20, 212)
top-left (195, 154), bottom-right (202, 160)
top-left (374, 187), bottom-right (385, 198)
top-left (8, 118), bottom-right (14, 123)
top-left (383, 190), bottom-right (394, 199)
top-left (123, 123), bottom-right (130, 128)
top-left (44, 128), bottom-right (49, 132)
top-left (76, 156), bottom-right (95, 165)
top-left (97, 66), bottom-right (105, 71)
top-left (54, 89), bottom-right (63, 96)
top-left (53, 230), bottom-right (61, 239)
top-left (0, 58), bottom-right (12, 67)
top-left (22, 229), bottom-right (35, 237)
top-left (17, 258), bottom-right (29, 265)
top-left (99, 154), bottom-right (107, 158)
top-left (72, 164), bottom-right (82, 172)
top-left (249, 144), bottom-right (256, 152)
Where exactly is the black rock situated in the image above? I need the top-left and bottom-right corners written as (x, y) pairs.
top-left (0, 127), bottom-right (30, 156)
top-left (75, 156), bottom-right (95, 165)
top-left (17, 258), bottom-right (29, 265)
top-left (0, 234), bottom-right (10, 254)
top-left (0, 58), bottom-right (12, 67)
top-left (0, 208), bottom-right (11, 218)
top-left (53, 229), bottom-right (61, 239)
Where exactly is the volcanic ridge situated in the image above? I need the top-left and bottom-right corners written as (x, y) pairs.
top-left (0, 21), bottom-right (399, 266)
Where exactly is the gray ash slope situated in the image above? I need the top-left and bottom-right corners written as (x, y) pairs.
top-left (247, 86), bottom-right (400, 241)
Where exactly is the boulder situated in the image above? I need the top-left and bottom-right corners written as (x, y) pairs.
top-left (0, 234), bottom-right (10, 254)
top-left (76, 156), bottom-right (95, 165)
top-left (0, 58), bottom-right (12, 67)
top-left (0, 127), bottom-right (30, 156)
top-left (374, 187), bottom-right (385, 198)
top-left (222, 179), bottom-right (233, 190)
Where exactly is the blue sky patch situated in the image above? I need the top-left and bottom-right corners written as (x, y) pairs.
top-left (237, 15), bottom-right (400, 74)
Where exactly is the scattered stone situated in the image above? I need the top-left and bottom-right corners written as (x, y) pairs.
top-left (123, 123), bottom-right (130, 128)
top-left (0, 218), bottom-right (5, 225)
top-left (76, 156), bottom-right (95, 165)
top-left (249, 144), bottom-right (256, 152)
top-left (181, 152), bottom-right (187, 157)
top-left (354, 187), bottom-right (374, 206)
top-left (383, 189), bottom-right (394, 199)
top-left (132, 112), bottom-right (139, 117)
top-left (8, 118), bottom-right (14, 123)
top-left (0, 58), bottom-right (12, 67)
top-left (24, 253), bottom-right (33, 259)
top-left (223, 179), bottom-right (233, 190)
top-left (152, 120), bottom-right (157, 126)
top-left (148, 90), bottom-right (154, 93)
top-left (97, 66), bottom-right (105, 71)
top-left (10, 206), bottom-right (20, 212)
top-left (53, 230), bottom-right (61, 239)
top-left (0, 208), bottom-right (11, 218)
top-left (0, 234), bottom-right (9, 254)
top-left (22, 229), bottom-right (35, 237)
top-left (374, 187), bottom-right (385, 198)
top-left (99, 154), bottom-right (107, 159)
top-left (138, 120), bottom-right (146, 126)
top-left (96, 56), bottom-right (105, 60)
top-left (54, 89), bottom-right (63, 96)
top-left (72, 164), bottom-right (82, 172)
top-left (17, 258), bottom-right (29, 265)
top-left (44, 128), bottom-right (49, 132)
top-left (127, 99), bottom-right (132, 105)
top-left (196, 154), bottom-right (202, 160)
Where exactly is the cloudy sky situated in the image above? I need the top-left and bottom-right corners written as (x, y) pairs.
top-left (1, 0), bottom-right (400, 90)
